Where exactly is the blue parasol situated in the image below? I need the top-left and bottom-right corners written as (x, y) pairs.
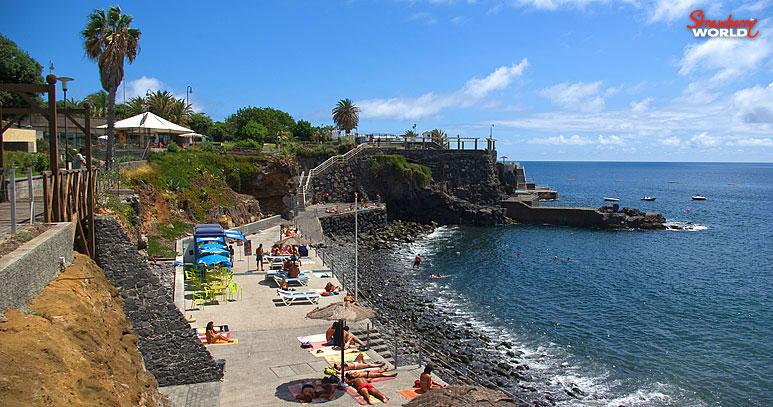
top-left (199, 247), bottom-right (229, 256)
top-left (197, 254), bottom-right (232, 267)
top-left (199, 242), bottom-right (226, 250)
top-left (225, 230), bottom-right (246, 241)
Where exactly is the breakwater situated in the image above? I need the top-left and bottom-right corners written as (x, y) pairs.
top-left (501, 200), bottom-right (666, 229)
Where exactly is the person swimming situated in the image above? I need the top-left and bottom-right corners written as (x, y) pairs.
top-left (430, 274), bottom-right (448, 279)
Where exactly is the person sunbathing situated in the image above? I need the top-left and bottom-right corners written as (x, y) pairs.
top-left (205, 321), bottom-right (233, 344)
top-left (332, 353), bottom-right (386, 371)
top-left (343, 293), bottom-right (356, 304)
top-left (295, 382), bottom-right (335, 403)
top-left (288, 263), bottom-right (301, 279)
top-left (325, 282), bottom-right (339, 293)
top-left (343, 326), bottom-right (366, 348)
top-left (416, 364), bottom-right (445, 393)
top-left (346, 377), bottom-right (389, 404)
top-left (324, 323), bottom-right (365, 348)
top-left (345, 369), bottom-right (397, 379)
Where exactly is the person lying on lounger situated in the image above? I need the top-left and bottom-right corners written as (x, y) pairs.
top-left (344, 369), bottom-right (397, 379)
top-left (416, 364), bottom-right (445, 393)
top-left (345, 377), bottom-right (390, 404)
top-left (332, 353), bottom-right (385, 372)
top-left (325, 282), bottom-right (339, 293)
top-left (295, 382), bottom-right (336, 403)
top-left (205, 321), bottom-right (234, 344)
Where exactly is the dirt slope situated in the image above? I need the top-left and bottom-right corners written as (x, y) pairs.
top-left (0, 254), bottom-right (169, 407)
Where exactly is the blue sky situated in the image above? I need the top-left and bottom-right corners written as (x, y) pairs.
top-left (2, 0), bottom-right (772, 161)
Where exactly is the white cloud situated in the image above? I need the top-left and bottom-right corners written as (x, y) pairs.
top-left (512, 0), bottom-right (614, 11)
top-left (630, 97), bottom-right (654, 113)
top-left (732, 84), bottom-right (773, 123)
top-left (679, 20), bottom-right (772, 83)
top-left (598, 134), bottom-right (624, 145)
top-left (528, 134), bottom-right (593, 145)
top-left (690, 132), bottom-right (720, 147)
top-left (409, 12), bottom-right (438, 24)
top-left (539, 81), bottom-right (612, 112)
top-left (647, 0), bottom-right (703, 23)
top-left (358, 58), bottom-right (528, 119)
top-left (660, 136), bottom-right (684, 147)
top-left (732, 137), bottom-right (773, 146)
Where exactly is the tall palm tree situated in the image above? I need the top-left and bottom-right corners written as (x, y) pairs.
top-left (82, 6), bottom-right (140, 169)
top-left (427, 128), bottom-right (448, 147)
top-left (332, 98), bottom-right (359, 141)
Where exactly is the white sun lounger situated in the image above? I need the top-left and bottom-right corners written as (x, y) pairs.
top-left (277, 289), bottom-right (320, 305)
top-left (273, 274), bottom-right (309, 287)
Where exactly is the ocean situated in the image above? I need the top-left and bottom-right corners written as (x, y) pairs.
top-left (404, 162), bottom-right (772, 406)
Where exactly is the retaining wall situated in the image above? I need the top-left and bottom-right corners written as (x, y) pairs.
top-left (319, 208), bottom-right (388, 236)
top-left (502, 200), bottom-right (605, 227)
top-left (95, 216), bottom-right (223, 386)
top-left (0, 223), bottom-right (73, 315)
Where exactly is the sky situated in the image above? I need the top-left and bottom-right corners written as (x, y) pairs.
top-left (1, 0), bottom-right (772, 162)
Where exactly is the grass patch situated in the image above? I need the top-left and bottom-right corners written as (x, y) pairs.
top-left (147, 236), bottom-right (177, 259)
top-left (158, 219), bottom-right (191, 240)
top-left (370, 153), bottom-right (432, 187)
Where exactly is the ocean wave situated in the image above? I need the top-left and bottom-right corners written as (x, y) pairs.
top-left (665, 221), bottom-right (708, 231)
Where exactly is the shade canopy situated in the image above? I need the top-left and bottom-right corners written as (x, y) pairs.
top-left (197, 254), bottom-right (232, 267)
top-left (404, 385), bottom-right (514, 406)
top-left (306, 301), bottom-right (376, 322)
top-left (199, 247), bottom-right (229, 256)
top-left (198, 242), bottom-right (226, 250)
top-left (225, 230), bottom-right (246, 241)
top-left (97, 112), bottom-right (193, 134)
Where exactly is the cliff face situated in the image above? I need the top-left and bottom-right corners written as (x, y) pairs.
top-left (0, 254), bottom-right (169, 407)
top-left (309, 148), bottom-right (507, 225)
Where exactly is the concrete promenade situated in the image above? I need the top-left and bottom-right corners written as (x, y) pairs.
top-left (166, 224), bottom-right (427, 407)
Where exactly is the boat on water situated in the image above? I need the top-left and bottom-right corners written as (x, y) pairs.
top-left (603, 197), bottom-right (621, 202)
top-left (691, 195), bottom-right (707, 201)
top-left (641, 196), bottom-right (656, 201)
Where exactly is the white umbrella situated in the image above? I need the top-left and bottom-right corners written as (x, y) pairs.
top-left (97, 112), bottom-right (193, 134)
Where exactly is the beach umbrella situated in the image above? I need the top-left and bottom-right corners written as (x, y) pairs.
top-left (306, 302), bottom-right (376, 386)
top-left (275, 236), bottom-right (308, 246)
top-left (197, 254), bottom-right (232, 267)
top-left (225, 229), bottom-right (246, 241)
top-left (199, 247), bottom-right (229, 256)
top-left (404, 385), bottom-right (514, 406)
top-left (199, 242), bottom-right (226, 250)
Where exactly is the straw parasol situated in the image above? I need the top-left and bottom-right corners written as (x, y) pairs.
top-left (306, 301), bottom-right (376, 386)
top-left (404, 385), bottom-right (515, 406)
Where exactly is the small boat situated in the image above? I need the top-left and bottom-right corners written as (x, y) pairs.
top-left (603, 197), bottom-right (620, 202)
top-left (641, 196), bottom-right (656, 201)
top-left (691, 195), bottom-right (707, 201)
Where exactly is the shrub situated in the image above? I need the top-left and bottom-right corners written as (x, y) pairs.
top-left (370, 154), bottom-right (432, 187)
top-left (166, 143), bottom-right (180, 153)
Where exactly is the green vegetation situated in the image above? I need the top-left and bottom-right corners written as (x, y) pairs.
top-left (2, 151), bottom-right (49, 174)
top-left (147, 236), bottom-right (177, 258)
top-left (332, 98), bottom-right (360, 139)
top-left (370, 153), bottom-right (432, 187)
top-left (124, 90), bottom-right (192, 124)
top-left (0, 34), bottom-right (44, 107)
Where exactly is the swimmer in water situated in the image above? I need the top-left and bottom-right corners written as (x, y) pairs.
top-left (430, 274), bottom-right (448, 279)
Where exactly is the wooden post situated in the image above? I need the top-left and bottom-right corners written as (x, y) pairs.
top-left (46, 74), bottom-right (59, 221)
top-left (27, 167), bottom-right (33, 224)
top-left (42, 171), bottom-right (50, 222)
top-left (9, 168), bottom-right (16, 234)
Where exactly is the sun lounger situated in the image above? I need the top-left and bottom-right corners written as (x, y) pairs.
top-left (273, 274), bottom-right (309, 287)
top-left (277, 289), bottom-right (320, 305)
top-left (266, 269), bottom-right (309, 280)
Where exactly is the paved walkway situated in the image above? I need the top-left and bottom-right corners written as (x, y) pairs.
top-left (168, 225), bottom-right (427, 407)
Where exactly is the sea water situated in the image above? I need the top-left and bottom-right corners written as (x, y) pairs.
top-left (406, 162), bottom-right (772, 406)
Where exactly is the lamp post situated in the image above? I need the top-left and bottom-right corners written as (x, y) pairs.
top-left (186, 85), bottom-right (192, 108)
top-left (354, 192), bottom-right (359, 301)
top-left (57, 76), bottom-right (74, 167)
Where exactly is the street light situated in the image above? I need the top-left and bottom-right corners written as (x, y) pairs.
top-left (186, 85), bottom-right (192, 107)
top-left (57, 76), bottom-right (74, 166)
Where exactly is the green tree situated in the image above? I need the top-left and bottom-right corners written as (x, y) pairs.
top-left (82, 5), bottom-right (141, 169)
top-left (209, 121), bottom-right (232, 142)
top-left (188, 113), bottom-right (213, 135)
top-left (0, 34), bottom-right (44, 107)
top-left (225, 106), bottom-right (294, 141)
top-left (332, 98), bottom-right (359, 140)
top-left (242, 120), bottom-right (267, 144)
top-left (292, 119), bottom-right (314, 141)
top-left (124, 96), bottom-right (146, 117)
top-left (426, 128), bottom-right (448, 146)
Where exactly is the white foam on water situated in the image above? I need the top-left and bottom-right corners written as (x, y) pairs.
top-left (665, 221), bottom-right (708, 231)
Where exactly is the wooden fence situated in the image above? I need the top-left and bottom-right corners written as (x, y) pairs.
top-left (41, 168), bottom-right (96, 257)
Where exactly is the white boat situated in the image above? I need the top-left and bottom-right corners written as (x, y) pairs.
top-left (603, 197), bottom-right (620, 202)
top-left (691, 195), bottom-right (707, 201)
top-left (641, 196), bottom-right (656, 201)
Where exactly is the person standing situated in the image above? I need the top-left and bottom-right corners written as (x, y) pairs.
top-left (256, 243), bottom-right (264, 271)
top-left (228, 244), bottom-right (235, 263)
top-left (413, 254), bottom-right (422, 268)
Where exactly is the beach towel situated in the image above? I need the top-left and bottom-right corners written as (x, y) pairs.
top-left (398, 388), bottom-right (422, 400)
top-left (323, 352), bottom-right (371, 364)
top-left (205, 338), bottom-right (238, 346)
top-left (196, 330), bottom-right (231, 343)
top-left (345, 386), bottom-right (383, 405)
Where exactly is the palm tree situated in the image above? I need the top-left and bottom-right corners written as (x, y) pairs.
top-left (332, 98), bottom-right (359, 141)
top-left (125, 96), bottom-right (146, 117)
top-left (427, 128), bottom-right (448, 147)
top-left (82, 6), bottom-right (140, 169)
top-left (83, 91), bottom-right (108, 118)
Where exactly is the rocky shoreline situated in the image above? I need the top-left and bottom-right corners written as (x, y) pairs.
top-left (320, 222), bottom-right (589, 406)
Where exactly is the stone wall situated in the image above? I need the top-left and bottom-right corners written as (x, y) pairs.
top-left (319, 208), bottom-right (388, 237)
top-left (0, 223), bottom-right (73, 315)
top-left (502, 200), bottom-right (665, 229)
top-left (95, 216), bottom-right (223, 386)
